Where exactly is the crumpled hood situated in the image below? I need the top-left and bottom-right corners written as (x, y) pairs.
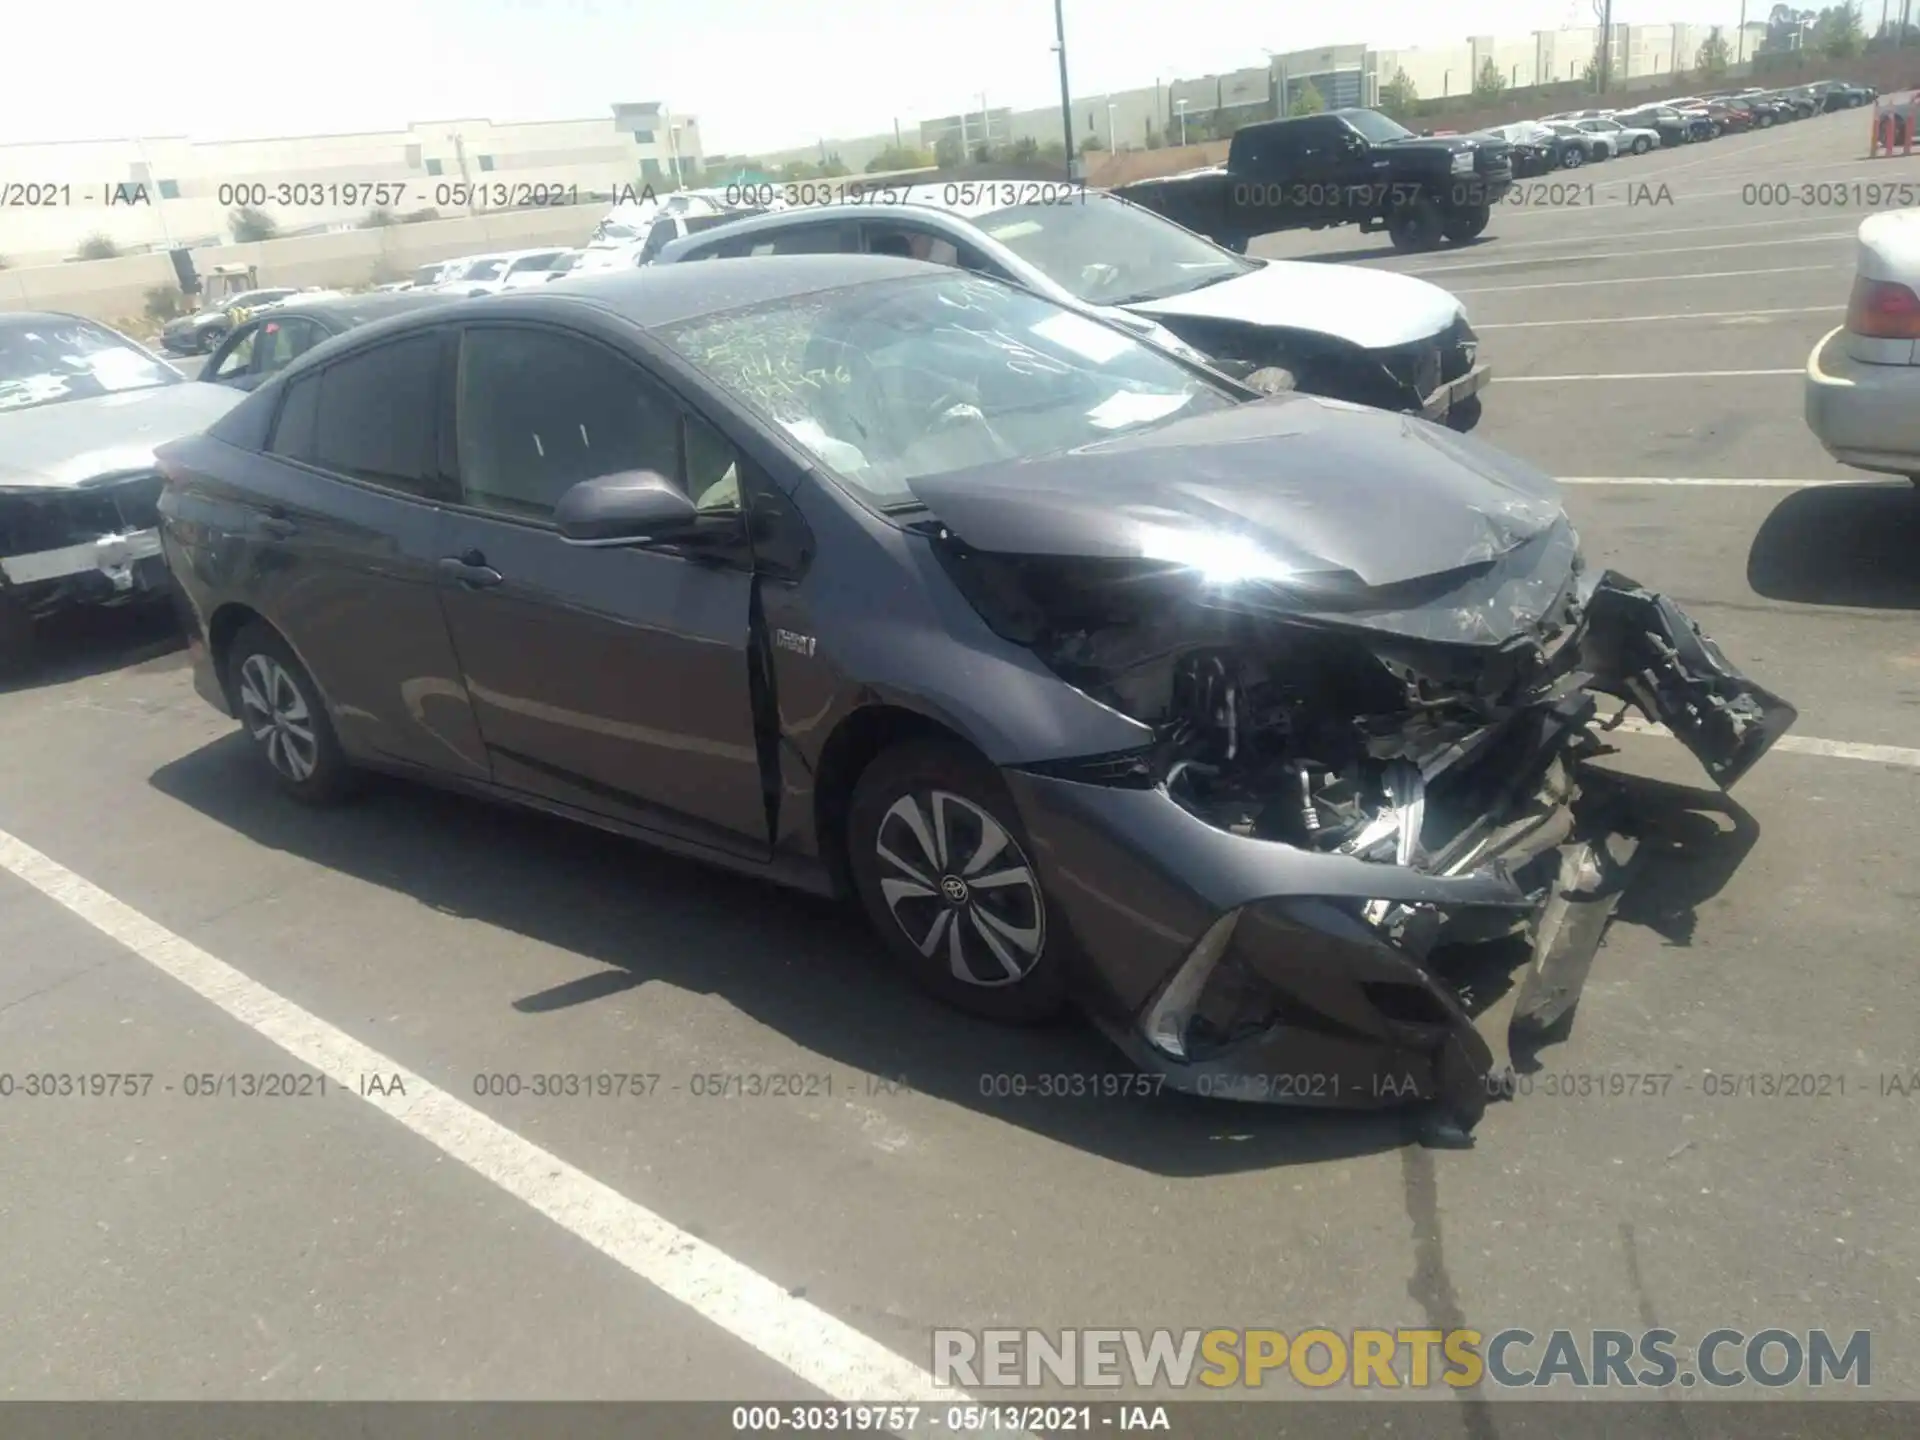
top-left (0, 383), bottom-right (243, 490)
top-left (1126, 260), bottom-right (1464, 350)
top-left (908, 393), bottom-right (1565, 593)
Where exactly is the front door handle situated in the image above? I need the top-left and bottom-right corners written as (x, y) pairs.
top-left (253, 513), bottom-right (297, 539)
top-left (438, 553), bottom-right (504, 589)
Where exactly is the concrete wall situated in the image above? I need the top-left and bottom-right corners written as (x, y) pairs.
top-left (0, 106), bottom-right (696, 266)
top-left (0, 203), bottom-right (606, 331)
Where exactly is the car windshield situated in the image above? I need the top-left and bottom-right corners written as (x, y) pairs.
top-left (0, 318), bottom-right (180, 412)
top-left (595, 221), bottom-right (644, 243)
top-left (658, 272), bottom-right (1239, 507)
top-left (507, 254), bottom-right (557, 273)
top-left (972, 194), bottom-right (1255, 306)
top-left (1343, 110), bottom-right (1415, 143)
top-left (464, 260), bottom-right (507, 280)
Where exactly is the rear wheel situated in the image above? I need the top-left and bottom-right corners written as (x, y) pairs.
top-left (1387, 196), bottom-right (1447, 252)
top-left (227, 622), bottom-right (357, 804)
top-left (1561, 145), bottom-right (1586, 169)
top-left (847, 739), bottom-right (1067, 1024)
top-left (1758, 113), bottom-right (1774, 128)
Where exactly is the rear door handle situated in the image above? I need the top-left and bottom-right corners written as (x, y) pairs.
top-left (253, 514), bottom-right (297, 539)
top-left (438, 553), bottom-right (504, 589)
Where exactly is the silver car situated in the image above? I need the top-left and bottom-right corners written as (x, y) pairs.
top-left (1805, 208), bottom-right (1920, 485)
top-left (0, 312), bottom-right (242, 668)
top-left (649, 187), bottom-right (1492, 427)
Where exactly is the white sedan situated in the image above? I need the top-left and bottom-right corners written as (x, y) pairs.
top-left (1577, 117), bottom-right (1661, 155)
top-left (1805, 208), bottom-right (1920, 485)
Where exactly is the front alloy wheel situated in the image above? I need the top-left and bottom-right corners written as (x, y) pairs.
top-left (848, 739), bottom-right (1066, 1023)
top-left (876, 792), bottom-right (1044, 988)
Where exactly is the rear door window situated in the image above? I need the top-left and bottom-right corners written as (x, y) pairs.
top-left (272, 333), bottom-right (446, 498)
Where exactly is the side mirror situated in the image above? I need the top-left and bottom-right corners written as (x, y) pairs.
top-left (555, 470), bottom-right (700, 545)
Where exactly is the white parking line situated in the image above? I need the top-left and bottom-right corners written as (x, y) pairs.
top-left (1557, 476), bottom-right (1865, 487)
top-left (0, 826), bottom-right (974, 1410)
top-left (1611, 716), bottom-right (1920, 770)
top-left (1453, 263), bottom-right (1843, 293)
top-left (1508, 368), bottom-right (1800, 381)
top-left (1406, 230), bottom-right (1854, 275)
top-left (1477, 305), bottom-right (1836, 329)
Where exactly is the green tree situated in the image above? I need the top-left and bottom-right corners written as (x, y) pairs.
top-left (864, 144), bottom-right (935, 173)
top-left (142, 284), bottom-right (184, 322)
top-left (361, 206), bottom-right (396, 228)
top-left (1817, 1), bottom-right (1864, 56)
top-left (1078, 134), bottom-right (1102, 153)
top-left (1288, 79), bottom-right (1325, 116)
top-left (230, 205), bottom-right (278, 242)
top-left (933, 132), bottom-right (963, 167)
top-left (1011, 135), bottom-right (1040, 162)
top-left (1472, 57), bottom-right (1506, 100)
top-left (777, 160), bottom-right (819, 182)
top-left (817, 153), bottom-right (851, 177)
top-left (1696, 26), bottom-right (1732, 77)
top-left (76, 233), bottom-right (121, 260)
top-left (1378, 69), bottom-right (1420, 118)
top-left (401, 207), bottom-right (440, 223)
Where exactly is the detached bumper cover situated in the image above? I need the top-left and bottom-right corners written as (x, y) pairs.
top-left (1005, 578), bottom-right (1794, 1136)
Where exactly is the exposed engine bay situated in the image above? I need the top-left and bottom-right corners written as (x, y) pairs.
top-left (938, 533), bottom-right (1796, 1133)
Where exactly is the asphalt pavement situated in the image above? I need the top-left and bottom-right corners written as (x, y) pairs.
top-left (4, 108), bottom-right (1919, 1424)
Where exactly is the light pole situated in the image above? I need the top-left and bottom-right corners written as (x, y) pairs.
top-left (1175, 98), bottom-right (1189, 145)
top-left (1739, 0), bottom-right (1749, 65)
top-left (1107, 102), bottom-right (1118, 150)
top-left (1592, 0), bottom-right (1613, 93)
top-left (1051, 0), bottom-right (1075, 179)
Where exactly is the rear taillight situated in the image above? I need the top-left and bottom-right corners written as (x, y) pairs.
top-left (1846, 276), bottom-right (1920, 339)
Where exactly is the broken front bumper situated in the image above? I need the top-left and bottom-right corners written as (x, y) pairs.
top-left (1421, 363), bottom-right (1492, 424)
top-left (0, 477), bottom-right (172, 616)
top-left (1004, 575), bottom-right (1795, 1137)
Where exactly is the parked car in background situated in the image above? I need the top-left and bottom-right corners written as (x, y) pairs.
top-left (0, 312), bottom-right (242, 668)
top-left (409, 260), bottom-right (459, 289)
top-left (201, 291), bottom-right (461, 393)
top-left (444, 248), bottom-right (575, 295)
top-left (1814, 80), bottom-right (1877, 110)
top-left (1112, 107), bottom-right (1513, 253)
top-left (1720, 89), bottom-right (1793, 127)
top-left (1485, 122), bottom-right (1564, 176)
top-left (159, 288), bottom-right (300, 355)
top-left (1544, 120), bottom-right (1612, 162)
top-left (632, 208), bottom-right (773, 266)
top-left (654, 188), bottom-right (1492, 426)
top-left (1805, 208), bottom-right (1920, 486)
top-left (545, 249), bottom-right (586, 282)
top-left (152, 256), bottom-right (1796, 1135)
top-left (1611, 106), bottom-right (1697, 147)
top-left (1705, 100), bottom-right (1755, 134)
top-left (1577, 116), bottom-right (1660, 154)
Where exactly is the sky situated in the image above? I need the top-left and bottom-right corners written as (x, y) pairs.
top-left (9, 0), bottom-right (1771, 156)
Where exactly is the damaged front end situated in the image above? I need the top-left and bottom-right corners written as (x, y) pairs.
top-left (930, 506), bottom-right (1795, 1137)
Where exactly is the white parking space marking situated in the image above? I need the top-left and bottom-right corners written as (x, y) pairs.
top-left (1454, 264), bottom-right (1844, 293)
top-left (1557, 476), bottom-right (1867, 487)
top-left (1611, 716), bottom-right (1920, 770)
top-left (1405, 230), bottom-right (1855, 275)
top-left (1406, 212), bottom-right (1861, 256)
top-left (1509, 369), bottom-right (1801, 381)
top-left (0, 825), bottom-right (977, 1411)
top-left (1477, 306), bottom-right (1837, 330)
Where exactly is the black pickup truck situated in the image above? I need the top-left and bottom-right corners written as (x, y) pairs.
top-left (1113, 107), bottom-right (1514, 253)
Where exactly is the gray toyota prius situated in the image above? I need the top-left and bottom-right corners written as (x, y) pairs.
top-left (155, 256), bottom-right (1796, 1138)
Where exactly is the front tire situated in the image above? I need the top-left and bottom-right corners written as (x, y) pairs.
top-left (1387, 196), bottom-right (1447, 252)
top-left (1561, 146), bottom-right (1585, 169)
top-left (227, 622), bottom-right (357, 804)
top-left (1633, 136), bottom-right (1652, 154)
top-left (847, 739), bottom-right (1067, 1024)
top-left (1442, 204), bottom-right (1491, 242)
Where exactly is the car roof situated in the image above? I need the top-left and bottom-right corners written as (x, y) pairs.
top-left (247, 291), bottom-right (463, 327)
top-left (0, 310), bottom-right (142, 337)
top-left (539, 253), bottom-right (944, 327)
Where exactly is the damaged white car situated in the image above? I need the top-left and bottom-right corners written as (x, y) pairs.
top-left (653, 188), bottom-right (1493, 429)
top-left (0, 312), bottom-right (241, 669)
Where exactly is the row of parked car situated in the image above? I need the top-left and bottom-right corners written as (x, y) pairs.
top-left (1481, 77), bottom-right (1877, 173)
